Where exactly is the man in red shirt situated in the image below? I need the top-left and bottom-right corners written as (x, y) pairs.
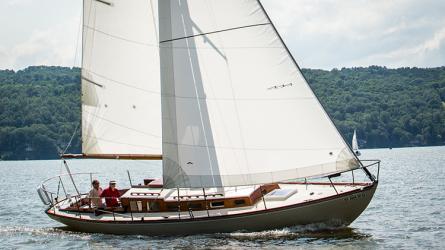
top-left (100, 180), bottom-right (120, 208)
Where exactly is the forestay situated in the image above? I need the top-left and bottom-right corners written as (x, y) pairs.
top-left (82, 0), bottom-right (162, 155)
top-left (159, 0), bottom-right (359, 188)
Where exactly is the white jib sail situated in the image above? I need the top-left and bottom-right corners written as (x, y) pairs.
top-left (82, 0), bottom-right (162, 155)
top-left (352, 130), bottom-right (359, 152)
top-left (159, 0), bottom-right (359, 188)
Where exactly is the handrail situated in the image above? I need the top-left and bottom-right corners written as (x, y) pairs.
top-left (39, 160), bottom-right (382, 212)
top-left (39, 168), bottom-right (382, 222)
top-left (361, 160), bottom-right (380, 167)
top-left (38, 172), bottom-right (101, 208)
top-left (40, 172), bottom-right (100, 189)
top-left (360, 159), bottom-right (381, 181)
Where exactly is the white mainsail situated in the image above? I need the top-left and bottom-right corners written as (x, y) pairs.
top-left (81, 0), bottom-right (162, 155)
top-left (159, 0), bottom-right (359, 188)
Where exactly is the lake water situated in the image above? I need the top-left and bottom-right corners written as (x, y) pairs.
top-left (0, 146), bottom-right (444, 249)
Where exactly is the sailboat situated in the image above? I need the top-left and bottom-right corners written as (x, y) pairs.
top-left (37, 0), bottom-right (380, 235)
top-left (352, 129), bottom-right (361, 156)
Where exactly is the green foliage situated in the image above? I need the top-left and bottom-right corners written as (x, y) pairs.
top-left (303, 66), bottom-right (445, 148)
top-left (0, 66), bottom-right (80, 160)
top-left (0, 65), bottom-right (444, 160)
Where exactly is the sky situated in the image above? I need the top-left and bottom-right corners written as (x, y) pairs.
top-left (0, 0), bottom-right (444, 70)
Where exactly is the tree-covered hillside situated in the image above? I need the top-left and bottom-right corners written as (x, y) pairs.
top-left (0, 66), bottom-right (81, 160)
top-left (304, 66), bottom-right (445, 148)
top-left (0, 66), bottom-right (444, 160)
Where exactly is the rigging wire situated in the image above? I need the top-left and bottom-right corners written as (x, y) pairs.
top-left (62, 122), bottom-right (80, 156)
top-left (60, 4), bottom-right (83, 159)
top-left (73, 1), bottom-right (83, 67)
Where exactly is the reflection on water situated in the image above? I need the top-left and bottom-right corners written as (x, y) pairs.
top-left (0, 146), bottom-right (444, 249)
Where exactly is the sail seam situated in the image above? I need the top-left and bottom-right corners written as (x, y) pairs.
top-left (84, 136), bottom-right (161, 150)
top-left (83, 110), bottom-right (162, 138)
top-left (85, 24), bottom-right (281, 49)
top-left (170, 96), bottom-right (315, 101)
top-left (83, 69), bottom-right (160, 94)
top-left (163, 142), bottom-right (345, 151)
top-left (84, 67), bottom-right (314, 100)
top-left (84, 25), bottom-right (159, 47)
top-left (159, 23), bottom-right (271, 43)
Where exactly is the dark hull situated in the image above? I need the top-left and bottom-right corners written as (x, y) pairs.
top-left (47, 183), bottom-right (377, 235)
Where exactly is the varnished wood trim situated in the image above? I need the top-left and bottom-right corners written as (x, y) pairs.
top-left (61, 154), bottom-right (162, 160)
top-left (282, 182), bottom-right (370, 186)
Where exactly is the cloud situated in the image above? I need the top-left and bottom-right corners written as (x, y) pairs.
top-left (423, 27), bottom-right (445, 51)
top-left (0, 0), bottom-right (82, 70)
top-left (1, 0), bottom-right (444, 70)
top-left (6, 0), bottom-right (33, 6)
top-left (0, 16), bottom-right (81, 70)
top-left (262, 0), bottom-right (445, 69)
top-left (350, 26), bottom-right (445, 68)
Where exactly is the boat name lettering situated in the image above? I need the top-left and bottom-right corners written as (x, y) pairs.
top-left (344, 193), bottom-right (366, 201)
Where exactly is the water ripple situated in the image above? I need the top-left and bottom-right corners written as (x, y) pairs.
top-left (1, 146), bottom-right (444, 249)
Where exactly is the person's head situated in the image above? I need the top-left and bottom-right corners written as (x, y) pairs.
top-left (109, 180), bottom-right (117, 189)
top-left (92, 180), bottom-right (100, 189)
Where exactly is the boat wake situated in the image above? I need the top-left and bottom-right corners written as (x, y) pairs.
top-left (0, 225), bottom-right (372, 250)
top-left (0, 225), bottom-right (92, 239)
top-left (224, 224), bottom-right (371, 241)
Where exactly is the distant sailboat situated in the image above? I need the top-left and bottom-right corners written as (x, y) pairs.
top-left (37, 0), bottom-right (380, 235)
top-left (352, 130), bottom-right (361, 156)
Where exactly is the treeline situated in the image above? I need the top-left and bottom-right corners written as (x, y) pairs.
top-left (304, 66), bottom-right (445, 148)
top-left (0, 66), bottom-right (444, 160)
top-left (0, 66), bottom-right (81, 160)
